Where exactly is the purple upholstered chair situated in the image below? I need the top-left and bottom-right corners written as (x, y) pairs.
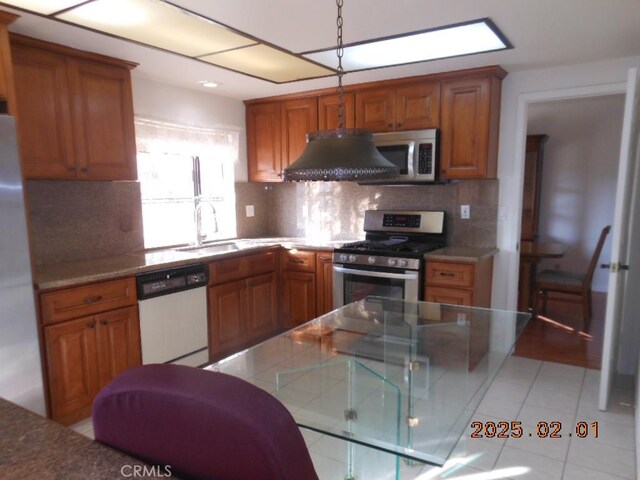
top-left (93, 364), bottom-right (318, 480)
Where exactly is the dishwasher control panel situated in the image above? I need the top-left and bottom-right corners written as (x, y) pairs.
top-left (136, 264), bottom-right (208, 300)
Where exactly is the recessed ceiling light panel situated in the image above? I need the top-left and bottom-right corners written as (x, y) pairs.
top-left (57, 0), bottom-right (256, 57)
top-left (200, 44), bottom-right (334, 83)
top-left (0, 0), bottom-right (85, 15)
top-left (304, 19), bottom-right (511, 71)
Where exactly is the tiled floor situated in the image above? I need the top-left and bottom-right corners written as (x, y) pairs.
top-left (72, 357), bottom-right (636, 479)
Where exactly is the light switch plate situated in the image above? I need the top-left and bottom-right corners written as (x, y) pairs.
top-left (460, 205), bottom-right (470, 219)
top-left (245, 205), bottom-right (255, 217)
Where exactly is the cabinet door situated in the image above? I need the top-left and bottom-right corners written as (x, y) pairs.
top-left (355, 87), bottom-right (396, 132)
top-left (246, 272), bottom-right (278, 341)
top-left (208, 280), bottom-right (247, 357)
top-left (12, 44), bottom-right (76, 179)
top-left (45, 316), bottom-right (99, 424)
top-left (247, 102), bottom-right (282, 182)
top-left (316, 252), bottom-right (334, 316)
top-left (440, 76), bottom-right (492, 179)
top-left (282, 271), bottom-right (316, 328)
top-left (396, 82), bottom-right (441, 130)
top-left (68, 59), bottom-right (137, 180)
top-left (96, 306), bottom-right (141, 389)
top-left (318, 92), bottom-right (355, 130)
top-left (281, 97), bottom-right (318, 169)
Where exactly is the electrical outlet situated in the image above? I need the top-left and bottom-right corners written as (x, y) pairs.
top-left (460, 205), bottom-right (470, 219)
top-left (245, 205), bottom-right (255, 217)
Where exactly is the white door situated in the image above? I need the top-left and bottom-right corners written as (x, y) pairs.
top-left (599, 68), bottom-right (640, 410)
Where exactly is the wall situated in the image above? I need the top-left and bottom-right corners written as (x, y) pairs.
top-left (264, 180), bottom-right (498, 247)
top-left (527, 95), bottom-right (624, 292)
top-left (131, 76), bottom-right (248, 182)
top-left (493, 55), bottom-right (640, 312)
top-left (27, 77), bottom-right (249, 265)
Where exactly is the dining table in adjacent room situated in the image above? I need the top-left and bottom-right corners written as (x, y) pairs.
top-left (518, 240), bottom-right (568, 311)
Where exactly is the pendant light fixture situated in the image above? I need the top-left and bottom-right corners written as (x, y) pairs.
top-left (283, 0), bottom-right (399, 182)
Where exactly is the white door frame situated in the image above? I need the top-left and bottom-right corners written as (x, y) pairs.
top-left (502, 82), bottom-right (626, 313)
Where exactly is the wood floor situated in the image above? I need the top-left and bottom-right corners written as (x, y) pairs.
top-left (514, 291), bottom-right (606, 370)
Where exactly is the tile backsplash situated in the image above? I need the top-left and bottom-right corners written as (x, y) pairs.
top-left (236, 180), bottom-right (498, 247)
top-left (27, 179), bottom-right (497, 265)
top-left (27, 180), bottom-right (144, 265)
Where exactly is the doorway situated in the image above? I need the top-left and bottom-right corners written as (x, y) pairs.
top-left (514, 94), bottom-right (625, 369)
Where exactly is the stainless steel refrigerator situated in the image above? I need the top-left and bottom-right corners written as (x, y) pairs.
top-left (0, 114), bottom-right (46, 415)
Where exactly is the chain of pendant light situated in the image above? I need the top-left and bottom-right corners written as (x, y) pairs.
top-left (336, 0), bottom-right (345, 130)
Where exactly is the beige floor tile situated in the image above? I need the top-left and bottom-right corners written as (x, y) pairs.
top-left (494, 446), bottom-right (565, 480)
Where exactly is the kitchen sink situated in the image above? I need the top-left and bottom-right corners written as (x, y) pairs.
top-left (175, 241), bottom-right (240, 255)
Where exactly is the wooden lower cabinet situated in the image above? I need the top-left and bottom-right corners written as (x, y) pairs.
top-left (208, 251), bottom-right (279, 359)
top-left (424, 258), bottom-right (493, 307)
top-left (209, 279), bottom-right (247, 357)
top-left (246, 272), bottom-right (278, 341)
top-left (315, 252), bottom-right (334, 316)
top-left (44, 305), bottom-right (140, 425)
top-left (281, 270), bottom-right (315, 329)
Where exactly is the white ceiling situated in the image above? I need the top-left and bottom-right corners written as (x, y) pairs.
top-left (4, 0), bottom-right (640, 100)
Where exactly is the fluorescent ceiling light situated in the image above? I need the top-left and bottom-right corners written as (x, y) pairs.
top-left (57, 0), bottom-right (255, 57)
top-left (303, 19), bottom-right (511, 71)
top-left (200, 44), bottom-right (333, 83)
top-left (4, 0), bottom-right (334, 84)
top-left (0, 0), bottom-right (84, 15)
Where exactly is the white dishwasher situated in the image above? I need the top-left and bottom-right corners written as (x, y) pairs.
top-left (137, 264), bottom-right (209, 367)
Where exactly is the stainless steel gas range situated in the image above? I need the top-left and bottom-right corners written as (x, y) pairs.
top-left (333, 210), bottom-right (446, 308)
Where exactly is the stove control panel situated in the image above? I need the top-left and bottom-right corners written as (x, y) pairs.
top-left (333, 253), bottom-right (421, 271)
top-left (382, 214), bottom-right (421, 228)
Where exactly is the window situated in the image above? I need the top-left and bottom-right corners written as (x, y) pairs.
top-left (135, 117), bottom-right (238, 249)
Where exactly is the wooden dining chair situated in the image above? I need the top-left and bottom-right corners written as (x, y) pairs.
top-left (533, 225), bottom-right (611, 330)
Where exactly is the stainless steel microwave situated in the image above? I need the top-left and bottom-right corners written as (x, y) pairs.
top-left (368, 129), bottom-right (439, 183)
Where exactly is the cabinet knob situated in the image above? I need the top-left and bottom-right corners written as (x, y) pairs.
top-left (397, 122), bottom-right (402, 128)
top-left (67, 165), bottom-right (76, 171)
top-left (81, 167), bottom-right (89, 172)
top-left (101, 320), bottom-right (108, 326)
top-left (87, 321), bottom-right (96, 329)
top-left (387, 123), bottom-right (393, 128)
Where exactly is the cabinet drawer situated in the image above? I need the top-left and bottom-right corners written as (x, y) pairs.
top-left (209, 256), bottom-right (248, 285)
top-left (426, 262), bottom-right (474, 288)
top-left (247, 250), bottom-right (278, 276)
top-left (425, 287), bottom-right (473, 306)
top-left (210, 251), bottom-right (278, 285)
top-left (281, 250), bottom-right (316, 272)
top-left (40, 277), bottom-right (136, 325)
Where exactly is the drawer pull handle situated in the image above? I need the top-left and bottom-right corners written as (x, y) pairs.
top-left (292, 259), bottom-right (305, 264)
top-left (439, 272), bottom-right (456, 277)
top-left (83, 295), bottom-right (103, 304)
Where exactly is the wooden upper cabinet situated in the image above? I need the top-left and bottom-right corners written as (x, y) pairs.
top-left (247, 101), bottom-right (282, 182)
top-left (12, 44), bottom-right (75, 179)
top-left (0, 11), bottom-right (19, 113)
top-left (10, 34), bottom-right (137, 181)
top-left (69, 59), bottom-right (137, 180)
top-left (281, 97), bottom-right (317, 169)
top-left (440, 70), bottom-right (504, 179)
top-left (356, 81), bottom-right (440, 132)
top-left (355, 87), bottom-right (396, 132)
top-left (396, 82), bottom-right (440, 131)
top-left (318, 92), bottom-right (354, 130)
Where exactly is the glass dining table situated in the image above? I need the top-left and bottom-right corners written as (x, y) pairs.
top-left (206, 297), bottom-right (530, 477)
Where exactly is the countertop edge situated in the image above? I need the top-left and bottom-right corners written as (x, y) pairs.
top-left (424, 247), bottom-right (499, 263)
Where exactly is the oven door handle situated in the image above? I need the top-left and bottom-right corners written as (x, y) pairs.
top-left (333, 265), bottom-right (419, 281)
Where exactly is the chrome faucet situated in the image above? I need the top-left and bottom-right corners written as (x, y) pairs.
top-left (194, 198), bottom-right (218, 247)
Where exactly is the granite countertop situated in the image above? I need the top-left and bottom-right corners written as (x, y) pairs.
top-left (0, 398), bottom-right (174, 479)
top-left (424, 246), bottom-right (498, 263)
top-left (34, 238), bottom-right (498, 291)
top-left (34, 237), bottom-right (355, 291)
